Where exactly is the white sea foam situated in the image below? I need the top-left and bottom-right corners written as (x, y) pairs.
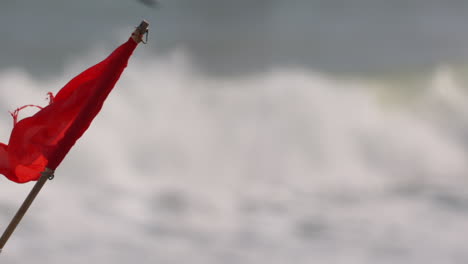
top-left (0, 49), bottom-right (468, 263)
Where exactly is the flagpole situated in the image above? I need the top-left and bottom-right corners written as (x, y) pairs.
top-left (0, 168), bottom-right (54, 253)
top-left (0, 20), bottom-right (149, 254)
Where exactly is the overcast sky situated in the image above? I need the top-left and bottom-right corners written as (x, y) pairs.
top-left (2, 0), bottom-right (468, 77)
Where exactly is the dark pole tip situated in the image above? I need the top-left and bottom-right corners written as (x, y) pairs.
top-left (136, 20), bottom-right (149, 35)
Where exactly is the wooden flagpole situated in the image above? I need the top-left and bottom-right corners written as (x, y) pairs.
top-left (0, 168), bottom-right (54, 253)
top-left (0, 20), bottom-right (149, 254)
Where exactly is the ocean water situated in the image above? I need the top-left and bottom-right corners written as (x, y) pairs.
top-left (1, 1), bottom-right (468, 263)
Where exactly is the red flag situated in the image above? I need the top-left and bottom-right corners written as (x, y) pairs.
top-left (0, 37), bottom-right (138, 183)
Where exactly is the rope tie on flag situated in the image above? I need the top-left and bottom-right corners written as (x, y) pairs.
top-left (9, 105), bottom-right (43, 126)
top-left (41, 168), bottom-right (55, 180)
top-left (133, 21), bottom-right (149, 44)
top-left (138, 28), bottom-right (149, 44)
top-left (47, 92), bottom-right (55, 104)
top-left (9, 92), bottom-right (55, 126)
top-left (47, 171), bottom-right (55, 180)
top-left (143, 29), bottom-right (149, 44)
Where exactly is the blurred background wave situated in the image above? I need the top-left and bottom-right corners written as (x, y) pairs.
top-left (1, 1), bottom-right (468, 263)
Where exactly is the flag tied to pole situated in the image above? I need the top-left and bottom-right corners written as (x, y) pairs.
top-left (0, 37), bottom-right (138, 183)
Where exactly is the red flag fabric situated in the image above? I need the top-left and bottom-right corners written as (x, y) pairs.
top-left (0, 37), bottom-right (138, 183)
